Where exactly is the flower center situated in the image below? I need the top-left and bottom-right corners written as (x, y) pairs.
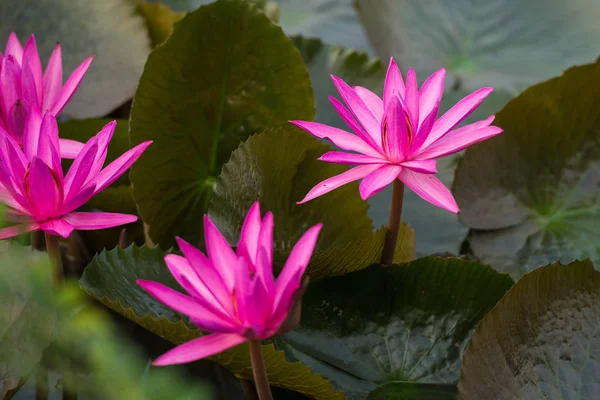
top-left (231, 289), bottom-right (239, 321)
top-left (382, 112), bottom-right (413, 162)
top-left (23, 164), bottom-right (63, 219)
top-left (405, 113), bottom-right (413, 145)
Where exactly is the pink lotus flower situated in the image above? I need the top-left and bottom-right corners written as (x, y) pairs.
top-left (0, 33), bottom-right (92, 157)
top-left (0, 108), bottom-right (152, 239)
top-left (291, 58), bottom-right (503, 213)
top-left (138, 202), bottom-right (322, 366)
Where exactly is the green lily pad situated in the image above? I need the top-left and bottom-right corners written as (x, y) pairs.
top-left (292, 36), bottom-right (506, 256)
top-left (129, 0), bottom-right (314, 248)
top-left (454, 60), bottom-right (600, 279)
top-left (355, 0), bottom-right (600, 94)
top-left (79, 245), bottom-right (344, 400)
top-left (0, 242), bottom-right (55, 399)
top-left (458, 260), bottom-right (600, 399)
top-left (208, 127), bottom-right (415, 280)
top-left (275, 257), bottom-right (514, 399)
top-left (368, 383), bottom-right (457, 400)
top-left (0, 0), bottom-right (151, 118)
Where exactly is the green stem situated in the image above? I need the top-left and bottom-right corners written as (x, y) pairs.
top-left (62, 374), bottom-right (77, 400)
top-left (34, 232), bottom-right (49, 400)
top-left (118, 228), bottom-right (129, 249)
top-left (44, 234), bottom-right (77, 399)
top-left (240, 379), bottom-right (259, 400)
top-left (380, 180), bottom-right (405, 265)
top-left (31, 231), bottom-right (45, 251)
top-left (44, 233), bottom-right (64, 285)
top-left (35, 367), bottom-right (48, 400)
top-left (248, 340), bottom-right (273, 400)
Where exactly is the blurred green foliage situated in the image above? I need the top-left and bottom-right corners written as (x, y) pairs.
top-left (0, 240), bottom-right (210, 400)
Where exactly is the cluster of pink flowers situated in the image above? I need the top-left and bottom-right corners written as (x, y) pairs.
top-left (0, 32), bottom-right (500, 372)
top-left (0, 33), bottom-right (151, 238)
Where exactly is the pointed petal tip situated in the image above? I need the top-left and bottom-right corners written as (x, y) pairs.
top-left (7, 32), bottom-right (20, 45)
top-left (82, 56), bottom-right (94, 66)
top-left (175, 235), bottom-right (190, 248)
top-left (288, 120), bottom-right (311, 133)
top-left (447, 204), bottom-right (460, 214)
top-left (24, 34), bottom-right (37, 47)
top-left (330, 74), bottom-right (346, 86)
top-left (136, 279), bottom-right (158, 293)
top-left (249, 201), bottom-right (261, 213)
top-left (431, 68), bottom-right (447, 82)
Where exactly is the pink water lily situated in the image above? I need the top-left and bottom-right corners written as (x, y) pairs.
top-left (0, 108), bottom-right (152, 239)
top-left (0, 33), bottom-right (92, 157)
top-left (291, 58), bottom-right (503, 213)
top-left (138, 202), bottom-right (322, 366)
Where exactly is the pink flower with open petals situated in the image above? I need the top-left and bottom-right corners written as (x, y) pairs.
top-left (138, 202), bottom-right (322, 366)
top-left (0, 33), bottom-right (93, 157)
top-left (0, 108), bottom-right (152, 239)
top-left (291, 58), bottom-right (503, 213)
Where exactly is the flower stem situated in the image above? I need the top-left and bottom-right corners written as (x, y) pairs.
top-left (380, 180), bottom-right (405, 265)
top-left (31, 231), bottom-right (45, 250)
top-left (240, 379), bottom-right (259, 400)
top-left (34, 232), bottom-right (49, 400)
top-left (248, 340), bottom-right (273, 400)
top-left (44, 233), bottom-right (64, 285)
top-left (35, 367), bottom-right (48, 400)
top-left (43, 234), bottom-right (77, 400)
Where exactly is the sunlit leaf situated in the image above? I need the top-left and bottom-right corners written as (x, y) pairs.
top-left (129, 0), bottom-right (314, 248)
top-left (458, 260), bottom-right (600, 399)
top-left (454, 60), bottom-right (600, 279)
